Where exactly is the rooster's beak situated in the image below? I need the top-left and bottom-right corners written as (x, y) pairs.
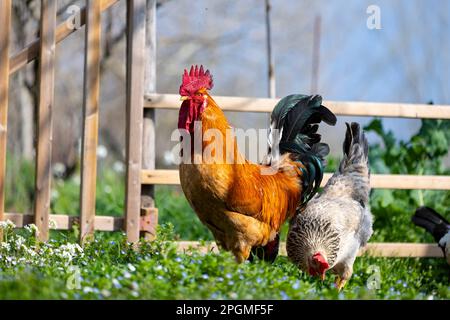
top-left (180, 96), bottom-right (190, 101)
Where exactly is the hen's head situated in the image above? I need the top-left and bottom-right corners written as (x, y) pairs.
top-left (178, 65), bottom-right (214, 132)
top-left (308, 252), bottom-right (329, 280)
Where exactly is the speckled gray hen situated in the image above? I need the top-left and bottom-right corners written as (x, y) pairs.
top-left (287, 122), bottom-right (373, 290)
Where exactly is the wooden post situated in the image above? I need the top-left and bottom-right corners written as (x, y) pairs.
top-left (310, 15), bottom-right (321, 94)
top-left (0, 0), bottom-right (11, 238)
top-left (141, 0), bottom-right (158, 240)
top-left (34, 0), bottom-right (56, 241)
top-left (125, 0), bottom-right (146, 243)
top-left (80, 0), bottom-right (101, 243)
top-left (264, 0), bottom-right (275, 99)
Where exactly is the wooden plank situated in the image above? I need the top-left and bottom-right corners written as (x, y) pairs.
top-left (369, 174), bottom-right (450, 190)
top-left (80, 0), bottom-right (101, 243)
top-left (175, 241), bottom-right (443, 258)
top-left (144, 94), bottom-right (450, 120)
top-left (34, 0), bottom-right (56, 242)
top-left (141, 170), bottom-right (450, 190)
top-left (125, 0), bottom-right (146, 243)
top-left (142, 169), bottom-right (180, 185)
top-left (9, 0), bottom-right (119, 75)
top-left (359, 242), bottom-right (443, 258)
top-left (5, 213), bottom-right (124, 232)
top-left (0, 0), bottom-right (11, 232)
top-left (141, 0), bottom-right (157, 240)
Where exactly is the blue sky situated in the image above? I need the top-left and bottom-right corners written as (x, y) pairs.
top-left (155, 0), bottom-right (449, 155)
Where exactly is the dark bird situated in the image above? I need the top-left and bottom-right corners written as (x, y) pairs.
top-left (412, 206), bottom-right (450, 265)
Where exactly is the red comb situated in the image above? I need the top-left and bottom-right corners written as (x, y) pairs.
top-left (179, 65), bottom-right (213, 96)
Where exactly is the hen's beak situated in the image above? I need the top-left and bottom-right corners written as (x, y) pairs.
top-left (180, 96), bottom-right (190, 101)
top-left (321, 272), bottom-right (326, 281)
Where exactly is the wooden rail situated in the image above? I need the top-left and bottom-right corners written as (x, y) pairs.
top-left (141, 170), bottom-right (450, 190)
top-left (5, 213), bottom-right (123, 231)
top-left (175, 241), bottom-right (443, 258)
top-left (145, 94), bottom-right (450, 119)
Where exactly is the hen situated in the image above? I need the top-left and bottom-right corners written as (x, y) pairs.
top-left (177, 65), bottom-right (336, 262)
top-left (287, 122), bottom-right (373, 290)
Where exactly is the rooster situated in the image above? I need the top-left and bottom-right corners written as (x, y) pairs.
top-left (412, 207), bottom-right (450, 265)
top-left (177, 65), bottom-right (336, 262)
top-left (287, 122), bottom-right (373, 290)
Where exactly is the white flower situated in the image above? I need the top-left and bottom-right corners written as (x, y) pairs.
top-left (101, 289), bottom-right (111, 297)
top-left (104, 185), bottom-right (112, 194)
top-left (14, 236), bottom-right (26, 250)
top-left (0, 242), bottom-right (11, 251)
top-left (131, 282), bottom-right (139, 291)
top-left (0, 219), bottom-right (16, 230)
top-left (113, 161), bottom-right (125, 173)
top-left (24, 224), bottom-right (39, 236)
top-left (83, 286), bottom-right (94, 294)
top-left (53, 162), bottom-right (66, 177)
top-left (112, 278), bottom-right (122, 288)
top-left (51, 189), bottom-right (60, 200)
top-left (127, 263), bottom-right (136, 272)
top-left (97, 145), bottom-right (108, 159)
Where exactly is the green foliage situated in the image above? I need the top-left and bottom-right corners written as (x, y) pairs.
top-left (1, 118), bottom-right (449, 299)
top-left (364, 119), bottom-right (450, 242)
top-left (5, 159), bottom-right (125, 216)
top-left (0, 224), bottom-right (448, 300)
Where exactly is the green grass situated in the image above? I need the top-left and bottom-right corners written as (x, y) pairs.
top-left (1, 118), bottom-right (449, 300)
top-left (0, 223), bottom-right (448, 300)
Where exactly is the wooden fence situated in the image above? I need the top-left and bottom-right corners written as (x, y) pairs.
top-left (0, 0), bottom-right (156, 242)
top-left (0, 0), bottom-right (449, 258)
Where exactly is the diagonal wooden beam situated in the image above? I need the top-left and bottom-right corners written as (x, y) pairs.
top-left (9, 0), bottom-right (119, 75)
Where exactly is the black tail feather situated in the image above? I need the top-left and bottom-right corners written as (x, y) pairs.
top-left (269, 94), bottom-right (337, 204)
top-left (412, 206), bottom-right (449, 243)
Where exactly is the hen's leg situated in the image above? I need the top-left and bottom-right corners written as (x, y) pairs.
top-left (334, 254), bottom-right (357, 291)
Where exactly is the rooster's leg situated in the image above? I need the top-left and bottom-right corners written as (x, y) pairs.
top-left (234, 246), bottom-right (252, 263)
top-left (248, 233), bottom-right (280, 263)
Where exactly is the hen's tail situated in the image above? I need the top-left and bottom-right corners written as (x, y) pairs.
top-left (337, 122), bottom-right (370, 206)
top-left (268, 94), bottom-right (337, 204)
top-left (412, 206), bottom-right (450, 244)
